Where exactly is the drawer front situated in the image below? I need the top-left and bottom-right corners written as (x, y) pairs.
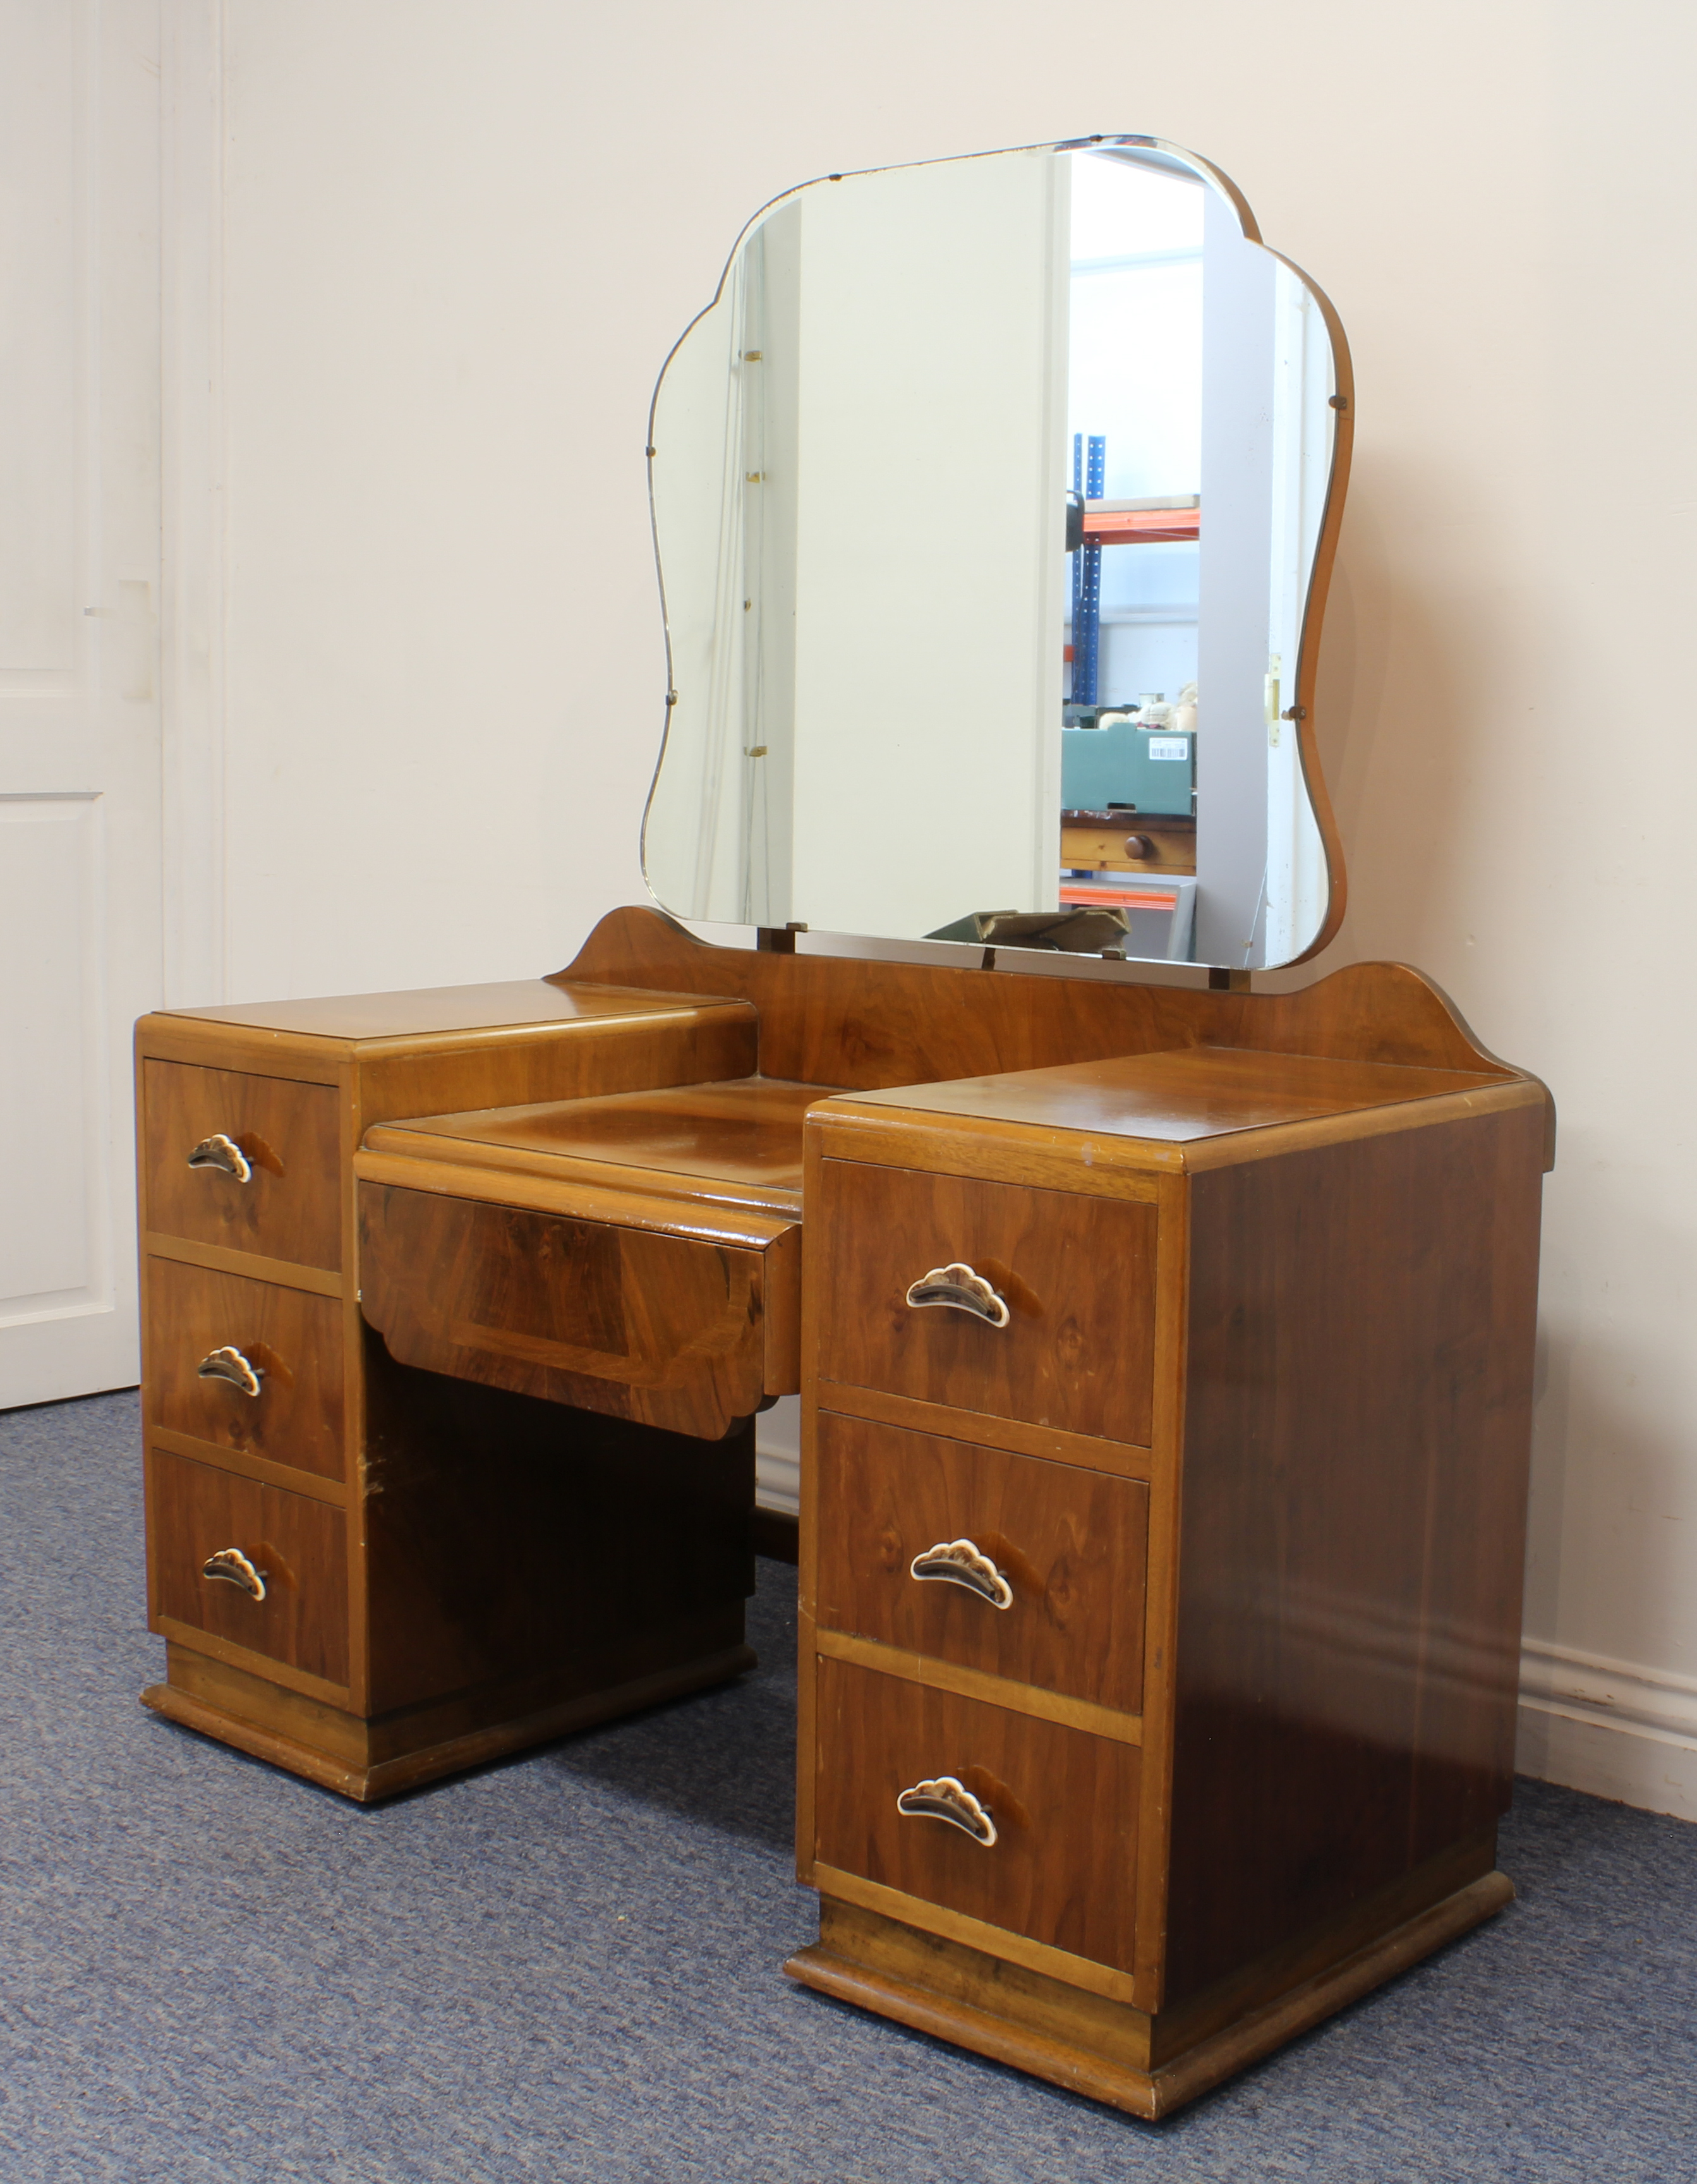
top-left (149, 1447), bottom-right (349, 1685)
top-left (147, 1258), bottom-right (345, 1480)
top-left (143, 1060), bottom-right (341, 1271)
top-left (816, 1159), bottom-right (1157, 1445)
top-left (813, 1657), bottom-right (1140, 1973)
top-left (814, 1412), bottom-right (1147, 1714)
top-left (358, 1181), bottom-right (772, 1440)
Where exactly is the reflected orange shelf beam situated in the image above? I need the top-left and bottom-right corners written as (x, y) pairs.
top-left (1081, 504), bottom-right (1200, 545)
top-left (1059, 883), bottom-right (1180, 911)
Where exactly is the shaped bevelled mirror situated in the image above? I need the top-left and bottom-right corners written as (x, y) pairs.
top-left (641, 136), bottom-right (1351, 973)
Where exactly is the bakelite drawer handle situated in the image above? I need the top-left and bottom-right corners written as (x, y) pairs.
top-left (187, 1132), bottom-right (251, 1182)
top-left (896, 1775), bottom-right (998, 1847)
top-left (903, 1262), bottom-right (1010, 1328)
top-left (910, 1538), bottom-right (1013, 1610)
top-left (202, 1547), bottom-right (267, 1601)
top-left (197, 1345), bottom-right (264, 1397)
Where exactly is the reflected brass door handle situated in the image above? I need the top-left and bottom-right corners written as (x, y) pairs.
top-left (903, 1263), bottom-right (1010, 1328)
top-left (187, 1132), bottom-right (251, 1182)
top-left (201, 1547), bottom-right (267, 1601)
top-left (909, 1538), bottom-right (1013, 1610)
top-left (196, 1345), bottom-right (263, 1397)
top-left (896, 1775), bottom-right (997, 1847)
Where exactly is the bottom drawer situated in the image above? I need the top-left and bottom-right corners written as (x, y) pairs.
top-left (148, 1448), bottom-right (349, 1689)
top-left (812, 1656), bottom-right (1140, 1974)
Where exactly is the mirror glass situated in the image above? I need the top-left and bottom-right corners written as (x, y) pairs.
top-left (642, 137), bottom-right (1346, 971)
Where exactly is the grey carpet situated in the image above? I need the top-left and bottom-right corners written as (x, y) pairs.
top-left (2, 1393), bottom-right (1694, 2182)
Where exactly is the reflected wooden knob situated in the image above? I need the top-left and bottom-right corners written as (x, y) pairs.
top-left (196, 1345), bottom-right (263, 1397)
top-left (896, 1775), bottom-right (997, 1847)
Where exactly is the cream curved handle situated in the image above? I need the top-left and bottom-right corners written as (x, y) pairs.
top-left (187, 1132), bottom-right (251, 1182)
top-left (903, 1262), bottom-right (1010, 1328)
top-left (909, 1538), bottom-right (1013, 1610)
top-left (202, 1547), bottom-right (267, 1601)
top-left (196, 1345), bottom-right (263, 1397)
top-left (896, 1775), bottom-right (997, 1847)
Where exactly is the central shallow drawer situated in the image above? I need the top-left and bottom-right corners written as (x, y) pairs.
top-left (148, 1447), bottom-right (349, 1687)
top-left (814, 1412), bottom-right (1149, 1715)
top-left (813, 1656), bottom-right (1141, 1974)
top-left (814, 1159), bottom-right (1157, 1446)
top-left (142, 1060), bottom-right (342, 1271)
top-left (147, 1258), bottom-right (344, 1480)
top-left (358, 1182), bottom-right (782, 1440)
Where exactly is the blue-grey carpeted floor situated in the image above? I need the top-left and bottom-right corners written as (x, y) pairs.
top-left (3, 1393), bottom-right (1695, 2181)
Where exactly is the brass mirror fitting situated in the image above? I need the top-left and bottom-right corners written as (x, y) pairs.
top-left (896, 1776), bottom-right (998, 1847)
top-left (196, 1345), bottom-right (264, 1397)
top-left (186, 1132), bottom-right (251, 1183)
top-left (904, 1263), bottom-right (1010, 1328)
top-left (201, 1547), bottom-right (267, 1601)
top-left (910, 1538), bottom-right (1013, 1610)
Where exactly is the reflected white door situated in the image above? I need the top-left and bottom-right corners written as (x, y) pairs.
top-left (0, 0), bottom-right (161, 1406)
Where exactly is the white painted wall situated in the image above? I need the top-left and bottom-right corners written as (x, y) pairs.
top-left (169, 0), bottom-right (1697, 1819)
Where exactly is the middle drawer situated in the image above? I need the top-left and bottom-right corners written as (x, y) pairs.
top-left (147, 1257), bottom-right (345, 1480)
top-left (814, 1412), bottom-right (1149, 1716)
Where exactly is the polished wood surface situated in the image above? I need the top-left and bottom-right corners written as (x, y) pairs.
top-left (814, 1159), bottom-right (1157, 1447)
top-left (147, 1446), bottom-right (349, 1686)
top-left (1164, 1100), bottom-right (1545, 2004)
top-left (841, 1045), bottom-right (1497, 1144)
top-left (357, 1182), bottom-right (776, 1437)
top-left (143, 1060), bottom-right (342, 1269)
top-left (364, 1076), bottom-right (833, 1219)
top-left (147, 1258), bottom-right (344, 1479)
top-left (559, 906), bottom-right (1546, 1104)
top-left (814, 1411), bottom-right (1149, 1714)
top-left (813, 1656), bottom-right (1142, 1974)
top-left (157, 977), bottom-right (743, 1040)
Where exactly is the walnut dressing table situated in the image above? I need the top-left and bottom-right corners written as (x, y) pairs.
top-left (136, 908), bottom-right (1549, 2112)
top-left (135, 135), bottom-right (1553, 2118)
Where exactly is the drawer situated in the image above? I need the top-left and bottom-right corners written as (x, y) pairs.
top-left (147, 1258), bottom-right (345, 1480)
top-left (142, 1060), bottom-right (341, 1271)
top-left (358, 1180), bottom-right (780, 1440)
top-left (813, 1656), bottom-right (1140, 1974)
top-left (148, 1447), bottom-right (349, 1686)
top-left (815, 1160), bottom-right (1157, 1445)
top-left (814, 1413), bottom-right (1147, 1715)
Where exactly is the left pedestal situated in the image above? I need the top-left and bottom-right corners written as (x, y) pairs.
top-left (135, 979), bottom-right (764, 1799)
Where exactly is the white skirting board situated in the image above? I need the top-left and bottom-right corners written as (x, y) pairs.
top-left (1517, 1638), bottom-right (1697, 1823)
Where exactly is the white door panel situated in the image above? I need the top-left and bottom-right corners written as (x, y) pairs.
top-left (0, 0), bottom-right (162, 1406)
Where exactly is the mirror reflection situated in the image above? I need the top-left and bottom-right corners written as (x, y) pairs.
top-left (643, 138), bottom-right (1345, 970)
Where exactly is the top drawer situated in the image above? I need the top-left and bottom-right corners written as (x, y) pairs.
top-left (815, 1158), bottom-right (1157, 1447)
top-left (142, 1061), bottom-right (342, 1272)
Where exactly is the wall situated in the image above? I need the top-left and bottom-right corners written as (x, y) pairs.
top-left (172, 0), bottom-right (1697, 1816)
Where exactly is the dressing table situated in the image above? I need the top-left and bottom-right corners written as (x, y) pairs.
top-left (135, 135), bottom-right (1551, 2118)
